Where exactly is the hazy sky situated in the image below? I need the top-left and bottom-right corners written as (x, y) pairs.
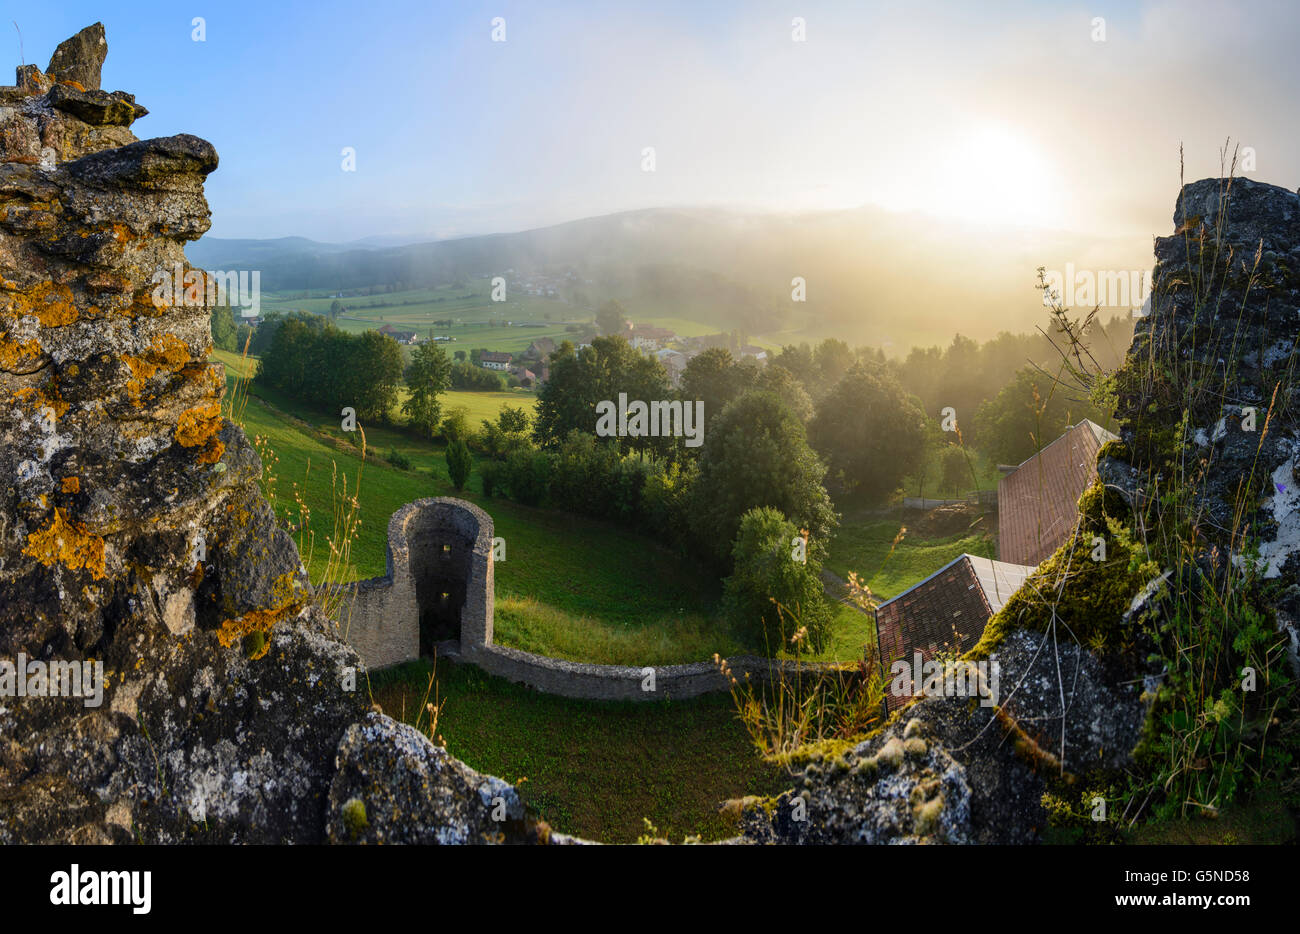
top-left (19, 0), bottom-right (1300, 242)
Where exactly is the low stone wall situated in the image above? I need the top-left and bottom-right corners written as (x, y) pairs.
top-left (466, 643), bottom-right (850, 702)
top-left (337, 497), bottom-right (858, 702)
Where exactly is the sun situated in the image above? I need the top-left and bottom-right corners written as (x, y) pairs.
top-left (923, 124), bottom-right (1059, 228)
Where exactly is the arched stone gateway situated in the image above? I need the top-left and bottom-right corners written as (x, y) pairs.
top-left (340, 498), bottom-right (494, 668)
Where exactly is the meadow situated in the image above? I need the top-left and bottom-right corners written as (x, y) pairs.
top-left (368, 658), bottom-right (790, 843)
top-left (211, 346), bottom-right (1008, 840)
top-left (260, 284), bottom-right (584, 353)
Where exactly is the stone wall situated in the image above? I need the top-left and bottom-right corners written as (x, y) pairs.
top-left (467, 642), bottom-right (846, 702)
top-left (339, 497), bottom-right (848, 700)
top-left (338, 498), bottom-right (494, 670)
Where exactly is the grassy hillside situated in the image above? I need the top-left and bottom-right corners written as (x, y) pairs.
top-left (216, 349), bottom-right (746, 664)
top-left (370, 658), bottom-right (789, 843)
top-left (825, 517), bottom-right (995, 602)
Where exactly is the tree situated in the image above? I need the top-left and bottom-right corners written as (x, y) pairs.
top-left (689, 389), bottom-right (836, 566)
top-left (940, 443), bottom-right (971, 496)
top-left (680, 347), bottom-right (755, 429)
top-left (496, 404), bottom-right (531, 435)
top-left (532, 336), bottom-right (670, 452)
top-left (329, 299), bottom-right (343, 319)
top-left (809, 362), bottom-right (928, 502)
top-left (972, 366), bottom-right (1107, 465)
top-left (754, 364), bottom-right (813, 423)
top-left (813, 338), bottom-right (855, 395)
top-left (445, 439), bottom-right (472, 491)
top-left (722, 506), bottom-right (833, 655)
top-left (210, 302), bottom-right (237, 351)
top-left (402, 342), bottom-right (452, 439)
top-left (595, 299), bottom-right (629, 336)
top-left (440, 405), bottom-right (473, 443)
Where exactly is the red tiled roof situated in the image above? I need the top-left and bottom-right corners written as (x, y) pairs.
top-left (997, 420), bottom-right (1116, 567)
top-left (875, 553), bottom-right (1033, 711)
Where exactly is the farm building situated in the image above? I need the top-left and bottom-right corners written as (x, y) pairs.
top-left (997, 419), bottom-right (1118, 567)
top-left (875, 553), bottom-right (1034, 711)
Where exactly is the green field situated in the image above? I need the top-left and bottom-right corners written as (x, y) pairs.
top-left (396, 386), bottom-right (537, 428)
top-left (369, 658), bottom-right (789, 843)
top-left (825, 516), bottom-right (995, 602)
top-left (261, 284), bottom-right (584, 353)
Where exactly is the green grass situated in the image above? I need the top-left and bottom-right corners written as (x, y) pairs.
top-left (215, 348), bottom-right (736, 663)
top-left (825, 517), bottom-right (995, 602)
top-left (369, 657), bottom-right (789, 843)
top-left (213, 347), bottom-right (945, 667)
top-left (261, 284), bottom-right (584, 353)
top-left (401, 387), bottom-right (537, 427)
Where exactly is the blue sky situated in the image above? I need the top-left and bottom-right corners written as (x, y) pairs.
top-left (15, 1), bottom-right (1299, 242)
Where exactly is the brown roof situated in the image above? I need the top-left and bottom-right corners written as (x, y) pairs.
top-left (875, 553), bottom-right (1033, 711)
top-left (997, 420), bottom-right (1117, 567)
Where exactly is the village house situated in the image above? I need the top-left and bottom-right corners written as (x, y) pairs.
top-left (377, 323), bottom-right (418, 344)
top-left (480, 351), bottom-right (513, 370)
top-left (875, 553), bottom-right (1034, 711)
top-left (997, 419), bottom-right (1118, 567)
top-left (523, 337), bottom-right (555, 360)
top-left (655, 347), bottom-right (688, 385)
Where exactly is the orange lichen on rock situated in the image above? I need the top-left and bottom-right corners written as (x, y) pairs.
top-left (61, 476), bottom-right (80, 493)
top-left (147, 332), bottom-right (191, 371)
top-left (0, 333), bottom-right (42, 370)
top-left (175, 401), bottom-right (225, 463)
top-left (216, 601), bottom-right (301, 660)
top-left (1, 283), bottom-right (79, 328)
top-left (22, 508), bottom-right (107, 579)
top-left (175, 401), bottom-right (221, 447)
top-left (123, 334), bottom-right (192, 402)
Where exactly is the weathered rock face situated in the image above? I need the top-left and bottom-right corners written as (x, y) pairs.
top-left (743, 629), bottom-right (1155, 844)
top-left (751, 176), bottom-right (1300, 844)
top-left (0, 25), bottom-right (526, 844)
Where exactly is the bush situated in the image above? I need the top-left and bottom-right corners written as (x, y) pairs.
top-left (721, 506), bottom-right (833, 656)
top-left (386, 447), bottom-right (413, 471)
top-left (440, 406), bottom-right (474, 444)
top-left (480, 460), bottom-right (500, 497)
top-left (502, 449), bottom-right (552, 506)
top-left (446, 439), bottom-right (472, 491)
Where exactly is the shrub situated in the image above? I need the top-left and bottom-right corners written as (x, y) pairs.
top-left (445, 439), bottom-right (472, 491)
top-left (440, 405), bottom-right (474, 444)
top-left (480, 460), bottom-right (500, 497)
top-left (386, 447), bottom-right (413, 471)
top-left (721, 506), bottom-right (833, 656)
top-left (502, 449), bottom-right (552, 506)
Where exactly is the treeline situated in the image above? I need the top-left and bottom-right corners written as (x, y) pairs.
top-left (256, 317), bottom-right (404, 422)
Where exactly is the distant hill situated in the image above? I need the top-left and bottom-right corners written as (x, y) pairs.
top-left (188, 207), bottom-right (1152, 352)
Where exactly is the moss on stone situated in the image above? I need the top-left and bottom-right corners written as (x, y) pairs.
top-left (341, 797), bottom-right (368, 840)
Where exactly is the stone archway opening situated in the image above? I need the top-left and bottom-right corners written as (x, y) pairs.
top-left (409, 521), bottom-right (473, 655)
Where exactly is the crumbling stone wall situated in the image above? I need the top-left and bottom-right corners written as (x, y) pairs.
top-left (341, 498), bottom-right (494, 668)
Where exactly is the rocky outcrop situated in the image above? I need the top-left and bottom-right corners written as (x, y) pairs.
top-left (0, 25), bottom-right (530, 845)
top-left (747, 175), bottom-right (1300, 844)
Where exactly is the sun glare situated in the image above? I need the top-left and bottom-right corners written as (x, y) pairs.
top-left (873, 123), bottom-right (1061, 229)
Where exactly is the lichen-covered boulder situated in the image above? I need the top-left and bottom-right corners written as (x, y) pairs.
top-left (742, 718), bottom-right (973, 844)
top-left (0, 25), bottom-right (528, 846)
top-left (326, 713), bottom-right (530, 845)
